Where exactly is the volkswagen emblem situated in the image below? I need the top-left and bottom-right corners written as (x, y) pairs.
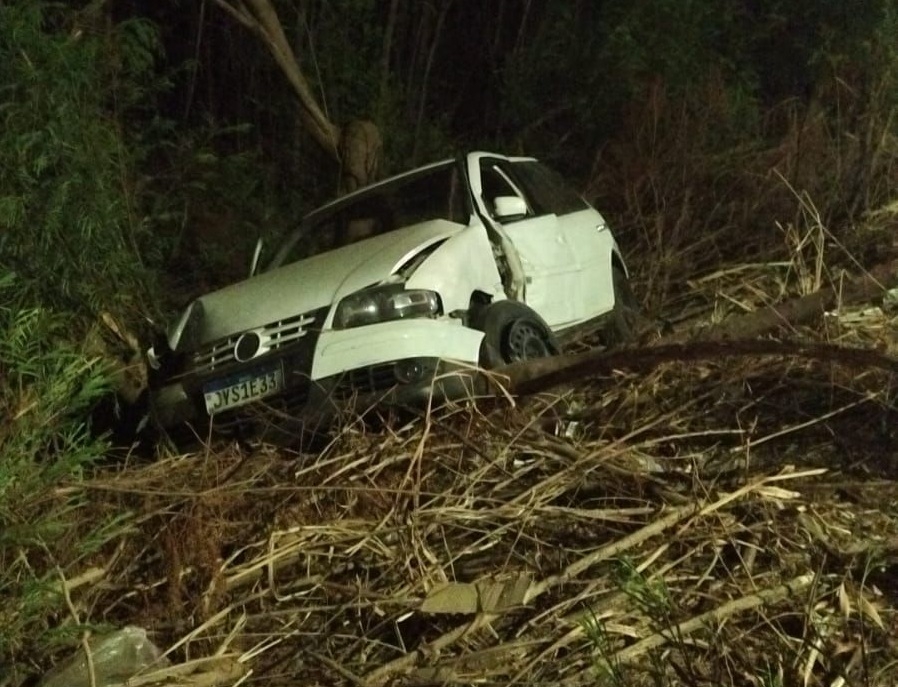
top-left (234, 331), bottom-right (262, 362)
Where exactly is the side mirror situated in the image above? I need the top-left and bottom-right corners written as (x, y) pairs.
top-left (249, 238), bottom-right (264, 277)
top-left (492, 196), bottom-right (528, 221)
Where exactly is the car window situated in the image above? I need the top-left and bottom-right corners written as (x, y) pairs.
top-left (479, 160), bottom-right (531, 221)
top-left (271, 163), bottom-right (469, 268)
top-left (509, 161), bottom-right (589, 216)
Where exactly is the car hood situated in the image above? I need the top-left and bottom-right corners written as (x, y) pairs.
top-left (169, 219), bottom-right (464, 351)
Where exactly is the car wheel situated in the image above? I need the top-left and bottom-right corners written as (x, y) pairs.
top-left (478, 301), bottom-right (560, 368)
top-left (604, 265), bottom-right (641, 346)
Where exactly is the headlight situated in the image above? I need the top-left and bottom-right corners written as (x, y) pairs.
top-left (333, 284), bottom-right (441, 330)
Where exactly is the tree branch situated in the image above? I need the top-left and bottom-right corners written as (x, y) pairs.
top-left (497, 257), bottom-right (898, 396)
top-left (212, 0), bottom-right (341, 158)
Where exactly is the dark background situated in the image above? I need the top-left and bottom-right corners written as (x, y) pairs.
top-left (2, 0), bottom-right (897, 320)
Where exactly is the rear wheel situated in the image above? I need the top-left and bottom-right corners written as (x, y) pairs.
top-left (603, 266), bottom-right (640, 346)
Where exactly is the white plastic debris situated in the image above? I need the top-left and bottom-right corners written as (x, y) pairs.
top-left (882, 286), bottom-right (898, 314)
top-left (40, 626), bottom-right (170, 687)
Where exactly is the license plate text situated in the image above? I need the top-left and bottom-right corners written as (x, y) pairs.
top-left (204, 367), bottom-right (284, 414)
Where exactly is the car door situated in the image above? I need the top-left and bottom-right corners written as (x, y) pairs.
top-left (466, 154), bottom-right (579, 328)
top-left (507, 159), bottom-right (617, 322)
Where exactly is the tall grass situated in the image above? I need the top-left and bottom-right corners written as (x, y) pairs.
top-left (0, 275), bottom-right (133, 673)
top-left (587, 65), bottom-right (898, 319)
top-left (0, 4), bottom-right (149, 675)
top-left (0, 2), bottom-right (159, 322)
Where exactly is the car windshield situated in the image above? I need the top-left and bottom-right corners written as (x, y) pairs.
top-left (270, 161), bottom-right (470, 269)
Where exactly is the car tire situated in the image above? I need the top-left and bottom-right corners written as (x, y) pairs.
top-left (477, 301), bottom-right (560, 368)
top-left (604, 265), bottom-right (641, 346)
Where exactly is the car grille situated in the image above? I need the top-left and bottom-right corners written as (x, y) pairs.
top-left (191, 311), bottom-right (320, 374)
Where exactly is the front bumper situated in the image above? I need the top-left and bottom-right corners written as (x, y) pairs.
top-left (148, 319), bottom-right (486, 441)
top-left (151, 356), bottom-right (484, 442)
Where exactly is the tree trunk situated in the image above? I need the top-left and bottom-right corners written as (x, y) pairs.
top-left (673, 257), bottom-right (898, 342)
top-left (339, 119), bottom-right (383, 193)
top-left (212, 0), bottom-right (382, 191)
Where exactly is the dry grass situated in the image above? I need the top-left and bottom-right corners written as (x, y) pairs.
top-left (45, 290), bottom-right (898, 686)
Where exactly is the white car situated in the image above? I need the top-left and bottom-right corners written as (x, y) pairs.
top-left (147, 152), bottom-right (638, 440)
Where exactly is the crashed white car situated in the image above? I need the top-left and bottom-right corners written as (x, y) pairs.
top-left (148, 152), bottom-right (638, 440)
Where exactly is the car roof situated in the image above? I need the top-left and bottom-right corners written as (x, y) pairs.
top-left (299, 151), bottom-right (539, 225)
top-left (301, 158), bottom-right (458, 226)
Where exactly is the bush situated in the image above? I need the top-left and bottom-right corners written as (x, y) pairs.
top-left (0, 2), bottom-right (159, 321)
top-left (0, 274), bottom-right (132, 671)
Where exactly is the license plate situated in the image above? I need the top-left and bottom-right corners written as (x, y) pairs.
top-left (203, 365), bottom-right (284, 414)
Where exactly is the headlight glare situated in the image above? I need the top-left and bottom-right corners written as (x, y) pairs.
top-left (334, 284), bottom-right (441, 329)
